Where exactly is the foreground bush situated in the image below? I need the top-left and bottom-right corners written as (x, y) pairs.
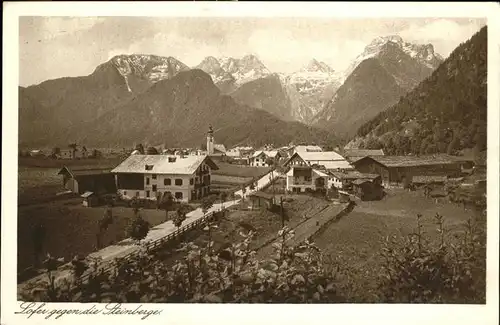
top-left (22, 227), bottom-right (346, 303)
top-left (378, 213), bottom-right (486, 303)
top-left (20, 214), bottom-right (486, 303)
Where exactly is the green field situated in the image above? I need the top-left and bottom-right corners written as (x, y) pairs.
top-left (212, 162), bottom-right (270, 178)
top-left (312, 188), bottom-right (484, 300)
top-left (17, 200), bottom-right (168, 273)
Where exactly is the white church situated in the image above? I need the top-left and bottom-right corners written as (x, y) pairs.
top-left (197, 125), bottom-right (227, 157)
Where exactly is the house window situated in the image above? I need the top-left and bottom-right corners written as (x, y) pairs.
top-left (190, 178), bottom-right (194, 185)
top-left (136, 191), bottom-right (140, 197)
top-left (175, 179), bottom-right (183, 186)
top-left (146, 178), bottom-right (150, 185)
top-left (146, 191), bottom-right (150, 198)
top-left (152, 174), bottom-right (157, 180)
top-left (175, 192), bottom-right (183, 200)
top-left (152, 185), bottom-right (157, 192)
top-left (164, 178), bottom-right (171, 186)
top-left (124, 191), bottom-right (127, 196)
top-left (305, 176), bottom-right (312, 182)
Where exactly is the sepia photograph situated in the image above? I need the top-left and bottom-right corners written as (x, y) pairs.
top-left (2, 2), bottom-right (500, 325)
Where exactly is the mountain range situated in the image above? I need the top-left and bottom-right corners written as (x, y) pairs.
top-left (19, 68), bottom-right (336, 148)
top-left (311, 35), bottom-right (444, 138)
top-left (350, 26), bottom-right (487, 157)
top-left (19, 34), bottom-right (454, 149)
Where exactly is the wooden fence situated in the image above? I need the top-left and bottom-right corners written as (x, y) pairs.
top-left (78, 209), bottom-right (222, 283)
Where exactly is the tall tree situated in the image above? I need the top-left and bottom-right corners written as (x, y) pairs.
top-left (146, 146), bottom-right (159, 155)
top-left (135, 144), bottom-right (145, 154)
top-left (159, 192), bottom-right (175, 222)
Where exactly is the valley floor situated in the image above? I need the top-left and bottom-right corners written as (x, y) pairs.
top-left (312, 188), bottom-right (484, 301)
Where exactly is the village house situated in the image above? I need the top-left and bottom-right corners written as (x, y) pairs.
top-left (284, 151), bottom-right (354, 171)
top-left (81, 191), bottom-right (98, 207)
top-left (352, 155), bottom-right (474, 188)
top-left (249, 150), bottom-right (281, 167)
top-left (293, 145), bottom-right (323, 154)
top-left (248, 191), bottom-right (276, 209)
top-left (285, 165), bottom-right (330, 193)
top-left (111, 154), bottom-right (218, 203)
top-left (29, 149), bottom-right (44, 157)
top-left (57, 148), bottom-right (89, 159)
top-left (57, 166), bottom-right (116, 195)
top-left (328, 170), bottom-right (381, 190)
top-left (352, 178), bottom-right (384, 201)
top-left (283, 151), bottom-right (354, 193)
top-left (343, 149), bottom-right (385, 164)
top-left (226, 146), bottom-right (254, 165)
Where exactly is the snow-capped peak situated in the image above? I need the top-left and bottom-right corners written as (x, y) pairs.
top-left (303, 59), bottom-right (335, 74)
top-left (97, 54), bottom-right (190, 92)
top-left (343, 35), bottom-right (443, 81)
top-left (198, 54), bottom-right (271, 86)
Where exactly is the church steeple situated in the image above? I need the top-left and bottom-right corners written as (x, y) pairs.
top-left (207, 124), bottom-right (214, 155)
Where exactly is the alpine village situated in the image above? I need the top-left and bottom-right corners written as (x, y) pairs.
top-left (17, 26), bottom-right (487, 304)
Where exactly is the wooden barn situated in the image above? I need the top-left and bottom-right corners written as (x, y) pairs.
top-left (352, 179), bottom-right (384, 201)
top-left (248, 191), bottom-right (275, 209)
top-left (352, 155), bottom-right (474, 188)
top-left (57, 166), bottom-right (116, 195)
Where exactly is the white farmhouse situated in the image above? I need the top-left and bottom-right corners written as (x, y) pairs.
top-left (250, 150), bottom-right (281, 167)
top-left (112, 154), bottom-right (218, 203)
top-left (282, 151), bottom-right (354, 193)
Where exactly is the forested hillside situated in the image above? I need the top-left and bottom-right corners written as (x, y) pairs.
top-left (354, 26), bottom-right (487, 157)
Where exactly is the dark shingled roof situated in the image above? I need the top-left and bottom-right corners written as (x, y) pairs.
top-left (354, 154), bottom-right (473, 168)
top-left (58, 166), bottom-right (113, 178)
top-left (344, 149), bottom-right (385, 157)
top-left (248, 191), bottom-right (275, 200)
top-left (329, 170), bottom-right (380, 180)
top-left (412, 175), bottom-right (448, 184)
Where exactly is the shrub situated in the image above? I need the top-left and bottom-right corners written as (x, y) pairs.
top-left (378, 213), bottom-right (486, 303)
top-left (20, 226), bottom-right (347, 303)
top-left (126, 215), bottom-right (151, 244)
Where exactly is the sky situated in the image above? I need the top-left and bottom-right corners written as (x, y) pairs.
top-left (19, 17), bottom-right (486, 86)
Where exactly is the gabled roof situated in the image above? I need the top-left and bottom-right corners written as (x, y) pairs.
top-left (296, 151), bottom-right (345, 161)
top-left (344, 149), bottom-right (385, 157)
top-left (294, 145), bottom-right (323, 153)
top-left (353, 154), bottom-right (474, 168)
top-left (249, 191), bottom-right (275, 200)
top-left (352, 179), bottom-right (372, 185)
top-left (283, 151), bottom-right (352, 170)
top-left (111, 155), bottom-right (218, 174)
top-left (57, 166), bottom-right (113, 178)
top-left (330, 170), bottom-right (380, 180)
top-left (252, 150), bottom-right (279, 159)
top-left (214, 144), bottom-right (227, 153)
top-left (81, 191), bottom-right (95, 198)
top-left (412, 175), bottom-right (448, 184)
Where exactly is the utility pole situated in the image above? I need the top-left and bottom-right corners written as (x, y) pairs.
top-left (280, 196), bottom-right (285, 228)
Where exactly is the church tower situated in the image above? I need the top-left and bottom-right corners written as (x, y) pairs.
top-left (207, 125), bottom-right (214, 155)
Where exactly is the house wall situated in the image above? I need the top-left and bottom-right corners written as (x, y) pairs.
top-left (355, 158), bottom-right (463, 188)
top-left (286, 167), bottom-right (326, 192)
top-left (286, 155), bottom-right (308, 167)
top-left (329, 177), bottom-right (344, 189)
top-left (353, 160), bottom-right (391, 186)
top-left (76, 174), bottom-right (116, 194)
top-left (250, 153), bottom-right (270, 167)
top-left (116, 161), bottom-right (213, 202)
top-left (64, 178), bottom-right (79, 193)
